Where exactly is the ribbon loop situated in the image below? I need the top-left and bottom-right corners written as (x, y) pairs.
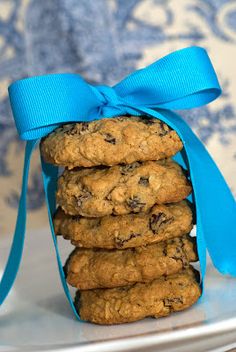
top-left (8, 74), bottom-right (101, 140)
top-left (114, 46), bottom-right (221, 109)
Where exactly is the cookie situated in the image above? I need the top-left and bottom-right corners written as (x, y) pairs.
top-left (76, 267), bottom-right (201, 324)
top-left (65, 235), bottom-right (198, 290)
top-left (40, 116), bottom-right (183, 168)
top-left (56, 159), bottom-right (191, 217)
top-left (54, 201), bottom-right (193, 249)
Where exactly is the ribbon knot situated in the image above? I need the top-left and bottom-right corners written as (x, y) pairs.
top-left (92, 85), bottom-right (140, 118)
top-left (93, 85), bottom-right (127, 117)
top-left (95, 85), bottom-right (120, 106)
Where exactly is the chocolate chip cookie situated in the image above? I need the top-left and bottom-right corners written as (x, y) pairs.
top-left (56, 159), bottom-right (191, 217)
top-left (76, 267), bottom-right (201, 324)
top-left (54, 201), bottom-right (193, 249)
top-left (65, 235), bottom-right (197, 290)
top-left (41, 116), bottom-right (182, 168)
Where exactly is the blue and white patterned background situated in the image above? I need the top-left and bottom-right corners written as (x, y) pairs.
top-left (0, 0), bottom-right (235, 234)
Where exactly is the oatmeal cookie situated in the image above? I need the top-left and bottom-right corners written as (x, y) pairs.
top-left (56, 159), bottom-right (191, 217)
top-left (65, 235), bottom-right (198, 290)
top-left (76, 267), bottom-right (201, 324)
top-left (41, 116), bottom-right (183, 168)
top-left (54, 201), bottom-right (193, 249)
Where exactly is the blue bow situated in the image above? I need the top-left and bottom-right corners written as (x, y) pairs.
top-left (1, 46), bottom-right (235, 320)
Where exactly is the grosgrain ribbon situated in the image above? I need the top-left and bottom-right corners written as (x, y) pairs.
top-left (1, 46), bottom-right (235, 319)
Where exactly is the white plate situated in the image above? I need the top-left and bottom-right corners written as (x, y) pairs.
top-left (0, 227), bottom-right (236, 352)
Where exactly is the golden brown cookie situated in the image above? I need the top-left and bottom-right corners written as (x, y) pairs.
top-left (76, 267), bottom-right (201, 324)
top-left (54, 201), bottom-right (193, 249)
top-left (65, 235), bottom-right (198, 290)
top-left (56, 159), bottom-right (191, 217)
top-left (40, 116), bottom-right (182, 168)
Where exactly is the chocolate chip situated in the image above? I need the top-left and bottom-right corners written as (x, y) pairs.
top-left (64, 122), bottom-right (90, 136)
top-left (120, 162), bottom-right (140, 175)
top-left (158, 121), bottom-right (170, 136)
top-left (127, 196), bottom-right (146, 212)
top-left (168, 239), bottom-right (190, 267)
top-left (116, 233), bottom-right (142, 248)
top-left (163, 243), bottom-right (168, 257)
top-left (149, 212), bottom-right (174, 234)
top-left (138, 176), bottom-right (149, 186)
top-left (142, 117), bottom-right (155, 125)
top-left (104, 133), bottom-right (116, 144)
top-left (171, 252), bottom-right (188, 267)
top-left (81, 122), bottom-right (89, 132)
top-left (64, 124), bottom-right (78, 136)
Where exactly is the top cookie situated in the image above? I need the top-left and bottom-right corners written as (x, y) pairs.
top-left (40, 116), bottom-right (182, 168)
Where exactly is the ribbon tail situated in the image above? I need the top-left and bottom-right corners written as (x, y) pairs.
top-left (40, 156), bottom-right (81, 320)
top-left (162, 109), bottom-right (236, 276)
top-left (0, 140), bottom-right (37, 305)
top-left (136, 107), bottom-right (236, 281)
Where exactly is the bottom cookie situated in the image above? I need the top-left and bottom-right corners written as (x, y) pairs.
top-left (76, 267), bottom-right (201, 325)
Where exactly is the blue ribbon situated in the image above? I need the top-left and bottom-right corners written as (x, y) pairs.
top-left (1, 46), bottom-right (235, 319)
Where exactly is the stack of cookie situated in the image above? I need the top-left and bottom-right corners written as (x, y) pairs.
top-left (41, 116), bottom-right (201, 325)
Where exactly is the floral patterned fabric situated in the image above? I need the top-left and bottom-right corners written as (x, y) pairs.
top-left (0, 0), bottom-right (235, 234)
